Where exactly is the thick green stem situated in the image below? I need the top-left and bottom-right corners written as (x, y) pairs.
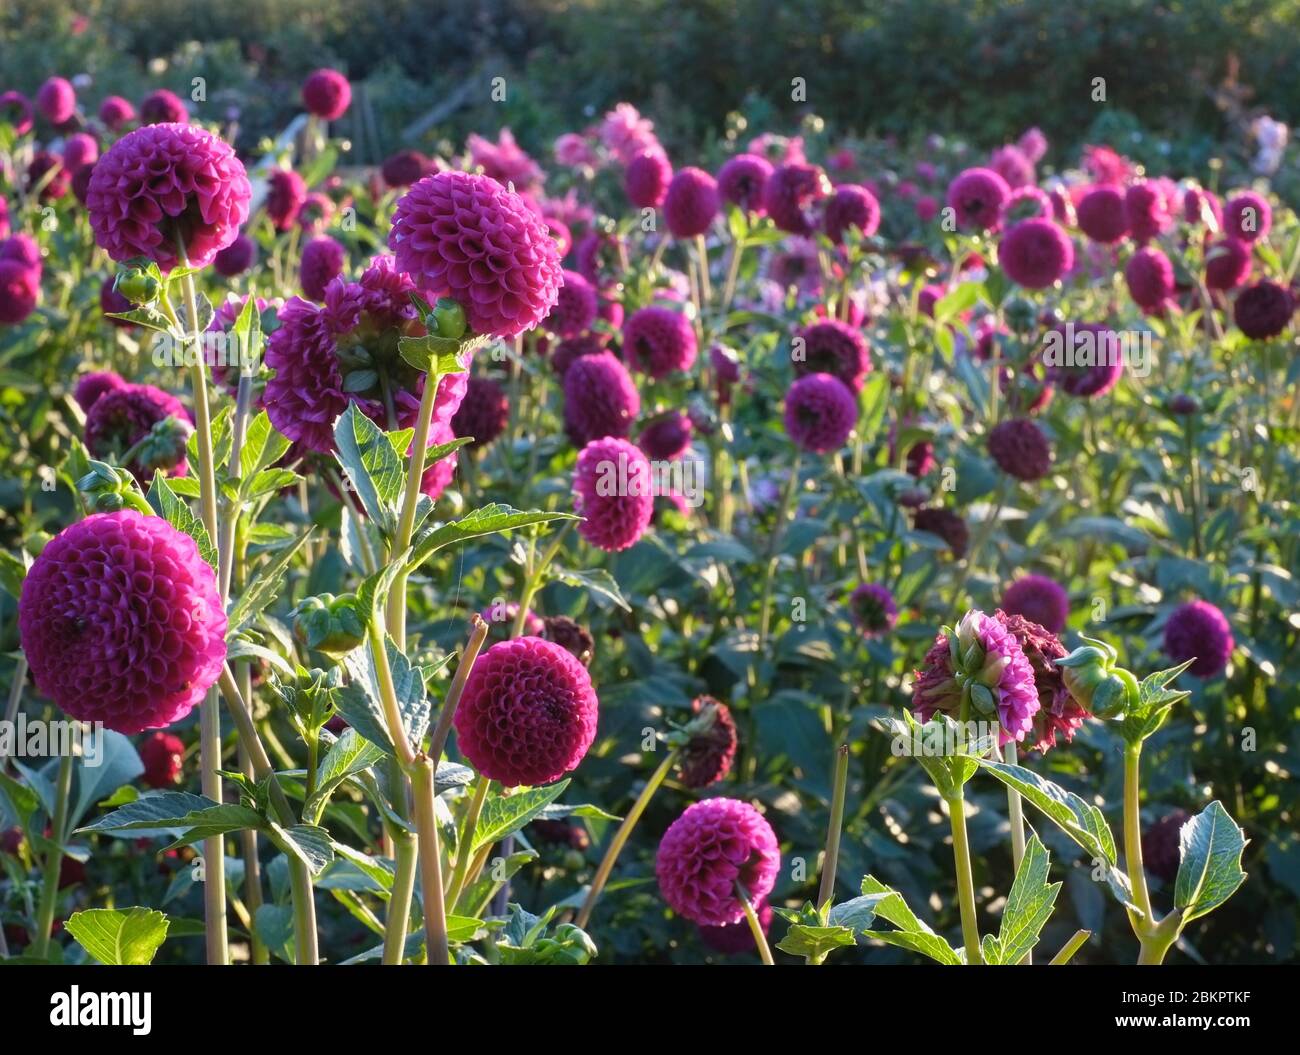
top-left (736, 883), bottom-right (775, 965)
top-left (809, 744), bottom-right (851, 965)
top-left (383, 835), bottom-right (418, 965)
top-left (411, 756), bottom-right (450, 965)
top-left (1049, 928), bottom-right (1091, 965)
top-left (575, 749), bottom-right (678, 930)
top-left (1137, 911), bottom-right (1182, 965)
top-left (386, 370), bottom-right (439, 649)
top-left (31, 748), bottom-right (74, 959)
top-left (446, 775), bottom-right (492, 909)
top-left (427, 616), bottom-right (489, 765)
top-left (946, 790), bottom-right (982, 964)
top-left (1123, 745), bottom-right (1154, 931)
top-left (287, 855), bottom-right (319, 966)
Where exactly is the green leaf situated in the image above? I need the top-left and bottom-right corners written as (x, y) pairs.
top-left (1174, 801), bottom-right (1248, 924)
top-left (860, 875), bottom-right (962, 965)
top-left (65, 907), bottom-right (169, 965)
top-left (226, 528), bottom-right (314, 637)
top-left (876, 711), bottom-right (988, 799)
top-left (549, 565), bottom-right (631, 612)
top-left (304, 728), bottom-right (387, 823)
top-left (974, 758), bottom-right (1138, 914)
top-left (267, 823), bottom-right (335, 876)
top-left (471, 781), bottom-right (569, 853)
top-left (0, 551), bottom-right (26, 599)
top-left (68, 731), bottom-right (143, 831)
top-left (827, 894), bottom-right (887, 932)
top-left (934, 281), bottom-right (980, 324)
top-left (76, 792), bottom-right (263, 845)
top-left (239, 411), bottom-right (290, 482)
top-left (775, 923), bottom-right (856, 958)
top-left (334, 403), bottom-right (404, 536)
top-left (409, 505), bottom-right (578, 571)
top-left (147, 471), bottom-right (217, 570)
top-left (105, 306), bottom-right (173, 334)
top-left (341, 635), bottom-right (430, 755)
top-left (990, 835), bottom-right (1060, 965)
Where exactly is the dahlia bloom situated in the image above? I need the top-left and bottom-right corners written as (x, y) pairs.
top-left (87, 123), bottom-right (251, 270)
top-left (717, 153), bottom-right (773, 215)
top-left (794, 319), bottom-right (871, 391)
top-left (1124, 181), bottom-right (1173, 242)
top-left (562, 351), bottom-right (639, 445)
top-left (389, 170), bottom-right (562, 338)
top-left (550, 332), bottom-right (605, 377)
top-left (573, 229), bottom-right (625, 288)
top-left (98, 95), bottom-right (135, 131)
top-left (553, 132), bottom-right (597, 169)
top-left (85, 382), bottom-right (193, 482)
top-left (655, 798), bottom-right (780, 927)
top-left (600, 102), bottom-right (660, 164)
top-left (139, 731), bottom-right (185, 788)
top-left (297, 192), bottom-right (336, 234)
top-left (764, 162), bottom-right (831, 235)
top-left (1223, 192), bottom-right (1271, 242)
top-left (1046, 323), bottom-right (1124, 398)
top-left (676, 697), bottom-right (738, 788)
top-left (1002, 185), bottom-right (1055, 224)
top-left (1001, 574), bottom-right (1069, 634)
top-left (1233, 280), bottom-right (1293, 340)
top-left (36, 77), bottom-right (76, 125)
top-left (140, 89), bottom-right (188, 125)
top-left (466, 128), bottom-right (544, 192)
top-left (993, 610), bottom-right (1083, 753)
top-left (63, 133), bottom-right (98, 171)
top-left (784, 373), bottom-right (857, 453)
top-left (300, 235), bottom-right (345, 301)
top-left (990, 144), bottom-right (1035, 188)
top-left (0, 90), bottom-right (34, 135)
top-left (452, 375), bottom-right (510, 448)
top-left (999, 218), bottom-right (1074, 289)
top-left (213, 232), bottom-right (258, 277)
top-left (987, 418), bottom-right (1052, 481)
top-left (912, 610), bottom-right (1040, 745)
top-left (637, 411), bottom-right (693, 462)
top-left (27, 152), bottom-right (69, 201)
top-left (74, 370), bottom-right (127, 411)
top-left (824, 183), bottom-right (881, 244)
top-left (912, 506), bottom-right (969, 558)
top-left (1204, 238), bottom-right (1251, 291)
top-left (623, 305), bottom-right (697, 378)
top-left (572, 437), bottom-right (654, 552)
top-left (266, 167), bottom-right (307, 231)
top-left (1164, 600), bottom-right (1234, 678)
top-left (453, 636), bottom-right (598, 787)
top-left (302, 68), bottom-right (352, 120)
top-left (663, 167), bottom-right (720, 238)
top-left (1018, 127), bottom-right (1048, 163)
top-left (946, 168), bottom-right (1011, 231)
top-left (19, 511), bottom-right (227, 734)
top-left (381, 150), bottom-right (431, 189)
top-left (1075, 186), bottom-right (1128, 244)
top-left (544, 269), bottom-right (598, 338)
top-left (1125, 246), bottom-right (1175, 311)
top-left (0, 261), bottom-right (39, 325)
top-left (1183, 186), bottom-right (1222, 228)
top-left (849, 583), bottom-right (898, 636)
top-left (625, 150), bottom-right (672, 209)
top-left (541, 615), bottom-right (595, 666)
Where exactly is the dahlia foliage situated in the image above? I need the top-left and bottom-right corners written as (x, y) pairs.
top-left (1, 62), bottom-right (1283, 974)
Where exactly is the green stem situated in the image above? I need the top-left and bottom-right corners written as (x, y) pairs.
top-left (386, 370), bottom-right (440, 649)
top-left (427, 616), bottom-right (490, 766)
top-left (946, 789), bottom-right (982, 964)
top-left (383, 835), bottom-right (418, 965)
top-left (1123, 744), bottom-right (1154, 932)
top-left (288, 853), bottom-right (320, 965)
top-left (810, 744), bottom-right (851, 965)
top-left (446, 775), bottom-right (492, 909)
top-left (1048, 928), bottom-right (1091, 965)
top-left (31, 748), bottom-right (74, 960)
top-left (1002, 740), bottom-right (1029, 963)
top-left (575, 749), bottom-right (678, 930)
top-left (411, 756), bottom-right (450, 965)
top-left (736, 883), bottom-right (775, 965)
top-left (757, 452), bottom-right (801, 655)
top-left (1137, 911), bottom-right (1182, 965)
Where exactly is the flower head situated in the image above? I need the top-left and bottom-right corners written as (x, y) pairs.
top-left (637, 410), bottom-right (693, 462)
top-left (544, 269), bottom-right (597, 338)
top-left (74, 370), bottom-right (127, 410)
top-left (849, 583), bottom-right (898, 636)
top-left (562, 350), bottom-right (639, 446)
top-left (623, 305), bottom-right (697, 378)
top-left (382, 150), bottom-right (432, 189)
top-left (1075, 185), bottom-right (1128, 244)
top-left (266, 167), bottom-right (307, 231)
top-left (389, 170), bottom-right (562, 338)
top-left (1142, 809), bottom-right (1191, 882)
top-left (87, 123), bottom-right (251, 270)
top-left (1204, 238), bottom-right (1251, 291)
top-left (992, 610), bottom-right (1083, 753)
top-left (1125, 246), bottom-right (1175, 311)
top-left (987, 417), bottom-right (1052, 481)
top-left (999, 218), bottom-right (1074, 288)
top-left (453, 636), bottom-right (598, 787)
top-left (1001, 574), bottom-right (1068, 633)
top-left (85, 382), bottom-right (193, 482)
top-left (0, 260), bottom-right (39, 325)
top-left (664, 166), bottom-right (720, 239)
top-left (36, 77), bottom-right (76, 125)
top-left (656, 798), bottom-right (779, 926)
top-left (1047, 323), bottom-right (1124, 397)
top-left (1233, 280), bottom-right (1293, 340)
top-left (794, 319), bottom-right (870, 392)
top-left (139, 731), bottom-right (185, 788)
top-left (302, 68), bottom-right (352, 120)
top-left (541, 615), bottom-right (595, 666)
top-left (625, 150), bottom-right (672, 209)
top-left (98, 95), bottom-right (135, 130)
top-left (699, 900), bottom-right (772, 955)
top-left (676, 697), bottom-right (738, 788)
top-left (717, 153), bottom-right (773, 214)
top-left (1164, 600), bottom-right (1234, 678)
top-left (213, 232), bottom-right (257, 277)
top-left (452, 375), bottom-right (510, 449)
top-left (764, 162), bottom-right (831, 235)
top-left (912, 506), bottom-right (968, 558)
top-left (0, 91), bottom-right (34, 135)
top-left (1124, 181), bottom-right (1173, 242)
top-left (784, 373), bottom-right (857, 453)
top-left (300, 235), bottom-right (345, 301)
top-left (139, 89), bottom-right (188, 125)
top-left (1224, 192), bottom-right (1271, 242)
top-left (19, 511), bottom-right (227, 733)
top-left (946, 168), bottom-right (1011, 231)
top-left (572, 437), bottom-right (654, 551)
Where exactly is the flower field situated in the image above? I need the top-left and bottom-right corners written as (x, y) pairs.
top-left (0, 14), bottom-right (1298, 979)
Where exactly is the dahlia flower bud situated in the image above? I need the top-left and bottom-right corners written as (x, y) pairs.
top-left (911, 610), bottom-right (1041, 745)
top-left (674, 696), bottom-right (738, 788)
top-left (655, 798), bottom-right (780, 927)
top-left (19, 511), bottom-right (227, 733)
top-left (114, 266), bottom-right (161, 306)
top-left (453, 636), bottom-right (599, 787)
top-left (1055, 636), bottom-right (1137, 719)
top-left (292, 593), bottom-right (366, 657)
top-left (139, 731), bottom-right (185, 789)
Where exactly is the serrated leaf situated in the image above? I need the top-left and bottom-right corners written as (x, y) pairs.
top-left (408, 505), bottom-right (578, 571)
top-left (340, 635), bottom-right (429, 755)
top-left (1175, 801), bottom-right (1248, 923)
top-left (334, 403), bottom-right (404, 536)
top-left (776, 923), bottom-right (856, 958)
top-left (861, 875), bottom-right (963, 965)
top-left (226, 528), bottom-right (314, 636)
top-left (303, 728), bottom-right (387, 823)
top-left (239, 411), bottom-right (291, 481)
top-left (995, 835), bottom-right (1061, 965)
top-left (65, 907), bottom-right (169, 965)
top-left (267, 822), bottom-right (335, 876)
top-left (471, 781), bottom-right (569, 853)
top-left (549, 565), bottom-right (631, 612)
top-left (147, 471), bottom-right (217, 570)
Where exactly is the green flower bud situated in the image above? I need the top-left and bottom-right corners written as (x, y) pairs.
top-left (115, 267), bottom-right (161, 306)
top-left (292, 593), bottom-right (366, 656)
top-left (1003, 296), bottom-right (1038, 334)
top-left (1056, 637), bottom-right (1136, 719)
top-left (432, 297), bottom-right (467, 340)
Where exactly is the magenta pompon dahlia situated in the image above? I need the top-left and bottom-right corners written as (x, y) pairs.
top-left (625, 150), bottom-right (672, 209)
top-left (382, 150), bottom-right (432, 189)
top-left (911, 609), bottom-right (1040, 746)
top-left (85, 382), bottom-right (193, 482)
top-left (213, 232), bottom-right (258, 277)
top-left (572, 437), bottom-right (655, 552)
top-left (19, 510), bottom-right (228, 734)
top-left (73, 370), bottom-right (127, 411)
top-left (1125, 246), bottom-right (1175, 311)
top-left (946, 167), bottom-right (1011, 231)
top-left (987, 417), bottom-right (1052, 481)
top-left (663, 166), bottom-right (720, 239)
top-left (139, 89), bottom-right (188, 125)
top-left (824, 184), bottom-right (881, 244)
top-left (1123, 181), bottom-right (1173, 242)
top-left (1075, 186), bottom-right (1129, 244)
top-left (300, 235), bottom-right (346, 301)
top-left (139, 731), bottom-right (185, 788)
top-left (637, 410), bottom-right (693, 462)
top-left (784, 372), bottom-right (857, 453)
top-left (992, 610), bottom-right (1084, 754)
top-left (1046, 323), bottom-right (1124, 398)
top-left (1233, 280), bottom-right (1293, 340)
top-left (1204, 238), bottom-right (1251, 292)
top-left (98, 95), bottom-right (135, 131)
top-left (388, 170), bottom-right (562, 338)
top-left (0, 261), bottom-right (40, 325)
top-left (676, 697), bottom-right (738, 789)
top-left (795, 319), bottom-right (871, 392)
top-left (266, 167), bottom-right (308, 231)
top-left (1163, 600), bottom-right (1234, 678)
top-left (36, 77), bottom-right (76, 125)
top-left (622, 304), bottom-right (697, 378)
top-left (1001, 574), bottom-right (1069, 634)
top-left (302, 68), bottom-right (352, 120)
top-left (86, 123), bottom-right (251, 270)
top-left (655, 798), bottom-right (780, 927)
top-left (543, 269), bottom-right (598, 338)
top-left (999, 218), bottom-right (1074, 289)
top-left (452, 375), bottom-right (510, 449)
top-left (1223, 191), bottom-right (1271, 242)
top-left (452, 636), bottom-right (598, 787)
top-left (562, 350), bottom-right (640, 446)
top-left (912, 506), bottom-right (969, 558)
top-left (716, 153), bottom-right (773, 215)
top-left (764, 162), bottom-right (831, 235)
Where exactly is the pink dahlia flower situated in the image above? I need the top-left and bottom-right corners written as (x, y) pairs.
top-left (85, 382), bottom-right (193, 482)
top-left (1125, 246), bottom-right (1174, 312)
top-left (1204, 238), bottom-right (1251, 291)
top-left (266, 167), bottom-right (307, 231)
top-left (63, 132), bottom-right (98, 171)
top-left (623, 305), bottom-right (697, 378)
top-left (992, 610), bottom-right (1083, 753)
top-left (794, 319), bottom-right (870, 392)
top-left (544, 269), bottom-right (598, 338)
top-left (716, 153), bottom-right (773, 215)
top-left (625, 150), bottom-right (672, 209)
top-left (139, 89), bottom-right (187, 125)
top-left (1076, 186), bottom-right (1128, 244)
top-left (1001, 574), bottom-right (1069, 634)
top-left (1124, 181), bottom-right (1173, 242)
top-left (562, 350), bottom-right (639, 446)
top-left (389, 170), bottom-right (562, 338)
top-left (1223, 192), bottom-right (1271, 242)
top-left (999, 218), bottom-right (1074, 289)
top-left (946, 168), bottom-right (1011, 231)
top-left (87, 123), bottom-right (251, 270)
top-left (784, 373), bottom-right (857, 453)
top-left (467, 128), bottom-right (544, 192)
top-left (36, 77), bottom-right (76, 125)
top-left (990, 144), bottom-right (1035, 188)
top-left (98, 95), bottom-right (135, 131)
top-left (0, 261), bottom-right (39, 325)
top-left (656, 798), bottom-right (780, 927)
top-left (1183, 186), bottom-right (1223, 228)
top-left (573, 437), bottom-right (654, 552)
top-left (987, 417), bottom-right (1052, 481)
top-left (823, 183), bottom-right (881, 244)
top-left (453, 636), bottom-right (598, 787)
top-left (637, 411), bottom-right (693, 462)
top-left (302, 68), bottom-right (352, 120)
top-left (663, 167), bottom-right (719, 238)
top-left (19, 511), bottom-right (227, 733)
top-left (73, 370), bottom-right (127, 411)
top-left (912, 610), bottom-right (1040, 745)
top-left (764, 162), bottom-right (831, 235)
top-left (600, 102), bottom-right (660, 164)
top-left (300, 235), bottom-right (345, 301)
top-left (1164, 599), bottom-right (1234, 678)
